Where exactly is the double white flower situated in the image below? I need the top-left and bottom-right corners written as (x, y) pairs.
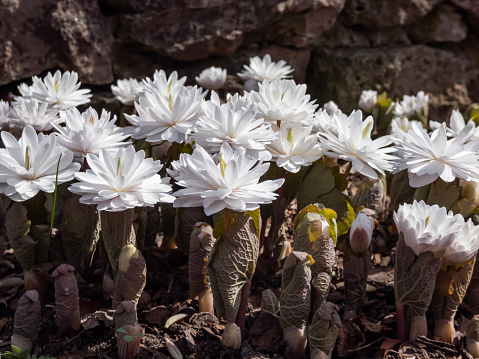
top-left (111, 78), bottom-right (140, 105)
top-left (267, 122), bottom-right (322, 173)
top-left (193, 99), bottom-right (275, 160)
top-left (0, 125), bottom-right (80, 201)
top-left (52, 107), bottom-right (130, 160)
top-left (126, 85), bottom-right (205, 143)
top-left (393, 201), bottom-right (464, 258)
top-left (393, 122), bottom-right (479, 187)
top-left (195, 67), bottom-right (227, 90)
top-left (319, 110), bottom-right (397, 179)
top-left (69, 146), bottom-right (175, 212)
top-left (393, 91), bottom-right (429, 119)
top-left (30, 70), bottom-right (91, 110)
top-left (250, 79), bottom-right (317, 124)
top-left (169, 143), bottom-right (284, 216)
top-left (10, 98), bottom-right (61, 132)
top-left (238, 54), bottom-right (293, 91)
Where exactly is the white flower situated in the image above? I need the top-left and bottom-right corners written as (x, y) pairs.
top-left (125, 85), bottom-right (205, 143)
top-left (307, 109), bottom-right (346, 136)
top-left (111, 78), bottom-right (140, 105)
top-left (250, 79), bottom-right (318, 124)
top-left (358, 90), bottom-right (377, 113)
top-left (169, 142), bottom-right (285, 216)
top-left (238, 54), bottom-right (294, 92)
top-left (10, 98), bottom-right (61, 132)
top-left (322, 101), bottom-right (339, 115)
top-left (195, 67), bottom-right (227, 90)
top-left (319, 110), bottom-right (397, 179)
top-left (267, 122), bottom-right (322, 173)
top-left (17, 83), bottom-right (33, 97)
top-left (389, 116), bottom-right (423, 140)
top-left (0, 100), bottom-right (10, 130)
top-left (350, 212), bottom-right (374, 254)
top-left (393, 122), bottom-right (479, 187)
top-left (30, 70), bottom-right (91, 110)
top-left (192, 101), bottom-right (275, 160)
top-left (0, 125), bottom-right (80, 202)
top-left (137, 70), bottom-right (187, 98)
top-left (442, 219), bottom-right (479, 266)
top-left (430, 110), bottom-right (479, 144)
top-left (393, 201), bottom-right (464, 257)
top-left (393, 91), bottom-right (429, 118)
top-left (69, 146), bottom-right (175, 212)
top-left (51, 107), bottom-right (130, 160)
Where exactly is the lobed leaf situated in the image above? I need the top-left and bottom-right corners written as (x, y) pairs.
top-left (175, 207), bottom-right (206, 252)
top-left (279, 251), bottom-right (312, 331)
top-left (309, 302), bottom-right (341, 354)
top-left (52, 264), bottom-right (81, 332)
top-left (189, 223), bottom-right (216, 299)
top-left (208, 210), bottom-right (260, 323)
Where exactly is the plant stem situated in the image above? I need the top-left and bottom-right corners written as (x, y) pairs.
top-left (338, 161), bottom-right (353, 192)
top-left (396, 303), bottom-right (406, 342)
top-left (235, 280), bottom-right (251, 340)
top-left (224, 208), bottom-right (231, 235)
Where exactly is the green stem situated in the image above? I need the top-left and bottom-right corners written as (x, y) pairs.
top-left (49, 154), bottom-right (62, 239)
top-left (338, 162), bottom-right (353, 192)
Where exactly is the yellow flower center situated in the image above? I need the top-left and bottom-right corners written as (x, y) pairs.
top-left (117, 156), bottom-right (122, 176)
top-left (287, 127), bottom-right (294, 147)
top-left (25, 145), bottom-right (31, 170)
top-left (219, 153), bottom-right (226, 178)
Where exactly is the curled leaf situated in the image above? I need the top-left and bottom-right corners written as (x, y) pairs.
top-left (61, 195), bottom-right (98, 272)
top-left (100, 209), bottom-right (136, 272)
top-left (309, 302), bottom-right (341, 355)
top-left (208, 210), bottom-right (260, 324)
top-left (261, 289), bottom-right (279, 317)
top-left (115, 301), bottom-right (141, 359)
top-left (395, 235), bottom-right (442, 341)
top-left (432, 260), bottom-right (475, 322)
top-left (165, 313), bottom-right (188, 328)
top-left (343, 250), bottom-right (371, 320)
top-left (11, 290), bottom-right (41, 352)
top-left (52, 264), bottom-right (81, 332)
top-left (280, 251), bottom-right (312, 331)
top-left (293, 205), bottom-right (336, 278)
top-left (115, 245), bottom-right (146, 307)
top-left (176, 207), bottom-right (207, 252)
top-left (189, 223), bottom-right (216, 300)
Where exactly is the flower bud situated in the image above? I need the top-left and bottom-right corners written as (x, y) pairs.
top-left (323, 101), bottom-right (338, 115)
top-left (358, 90), bottom-right (377, 114)
top-left (350, 213), bottom-right (373, 254)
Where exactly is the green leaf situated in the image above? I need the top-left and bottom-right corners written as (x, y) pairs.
top-left (244, 208), bottom-right (261, 237)
top-left (123, 335), bottom-right (134, 342)
top-left (374, 92), bottom-right (395, 136)
top-left (61, 195), bottom-right (98, 270)
top-left (6, 202), bottom-right (31, 240)
top-left (174, 207), bottom-right (206, 252)
top-left (297, 160), bottom-right (336, 212)
top-left (389, 171), bottom-right (416, 209)
top-left (208, 211), bottom-right (259, 322)
top-left (280, 251), bottom-right (312, 330)
top-left (116, 327), bottom-right (128, 334)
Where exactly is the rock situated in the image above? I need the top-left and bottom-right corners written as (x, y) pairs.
top-left (51, 0), bottom-right (114, 84)
top-left (0, 0), bottom-right (113, 86)
top-left (310, 44), bottom-right (479, 121)
top-left (342, 0), bottom-right (444, 29)
top-left (270, 0), bottom-right (346, 47)
top-left (408, 4), bottom-right (468, 43)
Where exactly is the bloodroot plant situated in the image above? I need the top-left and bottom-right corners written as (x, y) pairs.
top-left (169, 142), bottom-right (284, 348)
top-left (393, 201), bottom-right (464, 342)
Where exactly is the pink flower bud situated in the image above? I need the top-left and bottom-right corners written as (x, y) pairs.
top-left (350, 213), bottom-right (373, 254)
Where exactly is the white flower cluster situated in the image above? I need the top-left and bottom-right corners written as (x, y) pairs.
top-left (394, 201), bottom-right (479, 265)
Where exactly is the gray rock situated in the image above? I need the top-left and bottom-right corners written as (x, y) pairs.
top-left (408, 4), bottom-right (468, 43)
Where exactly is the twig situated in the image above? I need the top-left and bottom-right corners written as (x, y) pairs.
top-left (342, 336), bottom-right (385, 354)
top-left (60, 328), bottom-right (86, 346)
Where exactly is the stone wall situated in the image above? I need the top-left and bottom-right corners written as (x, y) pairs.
top-left (1, 0), bottom-right (478, 121)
